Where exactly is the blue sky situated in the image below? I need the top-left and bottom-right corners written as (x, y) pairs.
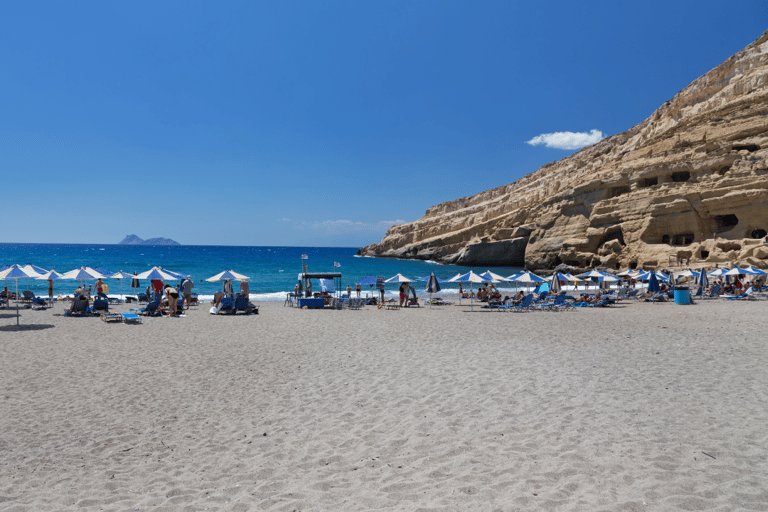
top-left (1, 1), bottom-right (765, 246)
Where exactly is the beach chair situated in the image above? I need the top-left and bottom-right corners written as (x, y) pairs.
top-left (511, 294), bottom-right (534, 312)
top-left (21, 290), bottom-right (35, 303)
top-left (132, 300), bottom-right (161, 317)
top-left (92, 297), bottom-right (109, 315)
top-left (137, 292), bottom-right (149, 303)
top-left (64, 298), bottom-right (90, 316)
top-left (217, 297), bottom-right (236, 314)
top-left (234, 296), bottom-right (255, 314)
top-left (545, 294), bottom-right (572, 311)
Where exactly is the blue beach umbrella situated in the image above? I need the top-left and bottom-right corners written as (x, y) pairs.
top-left (647, 272), bottom-right (661, 293)
top-left (695, 267), bottom-right (709, 295)
top-left (549, 272), bottom-right (565, 294)
top-left (355, 276), bottom-right (378, 286)
top-left (449, 271), bottom-right (487, 311)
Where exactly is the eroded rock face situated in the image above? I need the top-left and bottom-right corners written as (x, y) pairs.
top-left (358, 31), bottom-right (768, 271)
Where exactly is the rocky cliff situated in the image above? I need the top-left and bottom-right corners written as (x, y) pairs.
top-left (358, 31), bottom-right (768, 271)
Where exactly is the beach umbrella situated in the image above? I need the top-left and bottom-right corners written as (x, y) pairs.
top-left (384, 273), bottom-right (412, 283)
top-left (35, 270), bottom-right (64, 298)
top-left (723, 266), bottom-right (758, 276)
top-left (416, 275), bottom-right (446, 282)
top-left (647, 271), bottom-right (661, 293)
top-left (695, 267), bottom-right (709, 294)
top-left (448, 271), bottom-right (487, 311)
top-left (108, 270), bottom-right (135, 298)
top-left (61, 266), bottom-right (111, 281)
top-left (744, 265), bottom-right (767, 275)
top-left (205, 269), bottom-right (250, 282)
top-left (355, 276), bottom-right (378, 285)
top-left (708, 268), bottom-right (727, 278)
top-left (137, 266), bottom-right (186, 281)
top-left (479, 270), bottom-right (509, 283)
top-left (425, 272), bottom-right (441, 308)
top-left (677, 268), bottom-right (701, 278)
top-left (94, 268), bottom-right (115, 278)
top-left (511, 271), bottom-right (546, 284)
top-left (549, 272), bottom-right (564, 294)
top-left (0, 265), bottom-right (40, 326)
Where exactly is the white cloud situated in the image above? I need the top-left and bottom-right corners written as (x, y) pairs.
top-left (526, 129), bottom-right (605, 150)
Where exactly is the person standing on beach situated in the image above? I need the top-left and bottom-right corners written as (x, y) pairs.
top-left (239, 279), bottom-right (250, 298)
top-left (355, 283), bottom-right (361, 298)
top-left (223, 279), bottom-right (233, 298)
top-left (165, 284), bottom-right (179, 317)
top-left (47, 279), bottom-right (54, 298)
top-left (346, 284), bottom-right (352, 297)
top-left (182, 276), bottom-right (194, 308)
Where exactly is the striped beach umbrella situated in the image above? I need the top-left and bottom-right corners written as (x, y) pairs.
top-left (137, 266), bottom-right (186, 281)
top-left (384, 273), bottom-right (412, 283)
top-left (425, 272), bottom-right (441, 308)
top-left (205, 269), bottom-right (250, 282)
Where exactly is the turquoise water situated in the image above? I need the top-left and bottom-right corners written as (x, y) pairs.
top-left (0, 244), bottom-right (524, 301)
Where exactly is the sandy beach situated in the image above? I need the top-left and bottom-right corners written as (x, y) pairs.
top-left (1, 298), bottom-right (767, 511)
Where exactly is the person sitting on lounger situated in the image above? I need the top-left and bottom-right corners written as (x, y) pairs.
top-left (65, 295), bottom-right (89, 314)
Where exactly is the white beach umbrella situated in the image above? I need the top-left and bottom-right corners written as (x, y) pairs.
top-left (136, 266), bottom-right (185, 281)
top-left (479, 270), bottom-right (509, 283)
top-left (384, 273), bottom-right (412, 283)
top-left (205, 269), bottom-right (250, 282)
top-left (61, 266), bottom-right (111, 281)
top-left (0, 264), bottom-right (40, 326)
top-left (448, 271), bottom-right (488, 311)
top-left (108, 270), bottom-right (136, 298)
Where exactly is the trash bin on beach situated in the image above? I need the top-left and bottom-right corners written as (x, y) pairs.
top-left (673, 287), bottom-right (691, 305)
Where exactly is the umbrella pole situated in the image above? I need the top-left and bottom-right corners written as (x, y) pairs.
top-left (16, 279), bottom-right (20, 326)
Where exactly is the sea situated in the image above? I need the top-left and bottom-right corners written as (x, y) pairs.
top-left (0, 243), bottom-right (525, 302)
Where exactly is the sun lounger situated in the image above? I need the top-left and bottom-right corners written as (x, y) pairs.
top-left (722, 288), bottom-right (756, 300)
top-left (131, 300), bottom-right (161, 316)
top-left (121, 312), bottom-right (142, 324)
top-left (100, 312), bottom-right (122, 323)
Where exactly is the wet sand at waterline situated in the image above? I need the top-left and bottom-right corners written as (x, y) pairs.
top-left (1, 299), bottom-right (766, 511)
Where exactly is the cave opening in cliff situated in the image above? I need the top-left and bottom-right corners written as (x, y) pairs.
top-left (672, 233), bottom-right (694, 245)
top-left (751, 228), bottom-right (767, 239)
top-left (598, 227), bottom-right (626, 248)
top-left (717, 166), bottom-right (731, 176)
top-left (638, 177), bottom-right (658, 188)
top-left (608, 185), bottom-right (630, 198)
top-left (629, 261), bottom-right (638, 269)
top-left (700, 250), bottom-right (710, 259)
top-left (714, 214), bottom-right (739, 231)
top-left (670, 171), bottom-right (690, 182)
top-left (732, 144), bottom-right (760, 152)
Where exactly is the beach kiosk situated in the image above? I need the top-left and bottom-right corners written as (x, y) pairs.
top-left (297, 272), bottom-right (342, 308)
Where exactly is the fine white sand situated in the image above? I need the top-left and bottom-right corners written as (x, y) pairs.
top-left (1, 298), bottom-right (767, 511)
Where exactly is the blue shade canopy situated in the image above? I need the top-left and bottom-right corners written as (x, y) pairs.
top-left (318, 278), bottom-right (335, 293)
top-left (744, 266), bottom-right (767, 275)
top-left (647, 272), bottom-right (661, 293)
top-left (677, 268), bottom-right (701, 278)
top-left (94, 267), bottom-right (115, 278)
top-left (578, 269), bottom-right (620, 282)
top-left (425, 273), bottom-right (441, 294)
top-left (205, 269), bottom-right (250, 282)
top-left (355, 276), bottom-right (378, 286)
top-left (108, 271), bottom-right (136, 280)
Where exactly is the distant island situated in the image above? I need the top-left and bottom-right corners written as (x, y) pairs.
top-left (118, 234), bottom-right (180, 246)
